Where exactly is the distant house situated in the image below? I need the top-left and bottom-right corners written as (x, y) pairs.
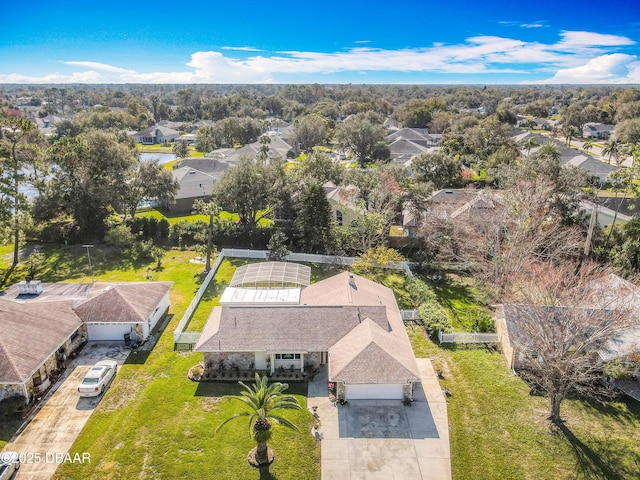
top-left (171, 166), bottom-right (217, 212)
top-left (583, 123), bottom-right (614, 140)
top-left (402, 189), bottom-right (502, 238)
top-left (323, 182), bottom-right (359, 227)
top-left (195, 266), bottom-right (420, 401)
top-left (132, 125), bottom-right (180, 144)
top-left (386, 128), bottom-right (441, 163)
top-left (0, 281), bottom-right (171, 403)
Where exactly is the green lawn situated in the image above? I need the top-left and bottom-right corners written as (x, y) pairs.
top-left (0, 245), bottom-right (318, 479)
top-left (137, 208), bottom-right (272, 227)
top-left (430, 275), bottom-right (494, 331)
top-left (408, 327), bottom-right (640, 480)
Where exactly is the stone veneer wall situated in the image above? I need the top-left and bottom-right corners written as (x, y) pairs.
top-left (403, 383), bottom-right (413, 402)
top-left (204, 352), bottom-right (255, 371)
top-left (0, 383), bottom-right (26, 403)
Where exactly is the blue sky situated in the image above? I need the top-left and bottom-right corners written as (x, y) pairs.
top-left (1, 0), bottom-right (639, 84)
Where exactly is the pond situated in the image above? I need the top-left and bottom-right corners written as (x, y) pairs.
top-left (139, 153), bottom-right (177, 164)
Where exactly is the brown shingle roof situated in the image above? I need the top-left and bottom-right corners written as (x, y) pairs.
top-left (329, 318), bottom-right (420, 384)
top-left (77, 282), bottom-right (172, 323)
top-left (195, 305), bottom-right (389, 353)
top-left (0, 300), bottom-right (82, 383)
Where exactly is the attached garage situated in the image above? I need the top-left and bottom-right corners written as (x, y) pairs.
top-left (345, 383), bottom-right (404, 400)
top-left (86, 323), bottom-right (136, 342)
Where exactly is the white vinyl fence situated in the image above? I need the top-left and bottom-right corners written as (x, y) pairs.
top-left (439, 331), bottom-right (500, 344)
top-left (173, 248), bottom-right (415, 348)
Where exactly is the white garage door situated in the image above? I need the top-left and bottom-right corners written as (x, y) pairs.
top-left (345, 384), bottom-right (404, 400)
top-left (86, 324), bottom-right (134, 341)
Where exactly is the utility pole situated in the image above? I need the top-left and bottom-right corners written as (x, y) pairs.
top-left (83, 244), bottom-right (94, 282)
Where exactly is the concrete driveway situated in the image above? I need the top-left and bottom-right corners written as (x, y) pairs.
top-left (2, 342), bottom-right (129, 480)
top-left (308, 359), bottom-right (451, 480)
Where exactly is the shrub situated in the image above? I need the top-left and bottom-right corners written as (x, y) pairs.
top-left (105, 224), bottom-right (136, 249)
top-left (418, 301), bottom-right (452, 335)
top-left (406, 277), bottom-right (437, 307)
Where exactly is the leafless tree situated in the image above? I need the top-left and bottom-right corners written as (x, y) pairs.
top-left (505, 262), bottom-right (635, 425)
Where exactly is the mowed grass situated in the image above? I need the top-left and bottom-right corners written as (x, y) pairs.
top-left (0, 244), bottom-right (318, 479)
top-left (408, 327), bottom-right (640, 480)
top-left (138, 208), bottom-right (273, 227)
top-left (431, 275), bottom-right (494, 331)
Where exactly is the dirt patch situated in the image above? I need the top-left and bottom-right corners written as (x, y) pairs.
top-left (100, 374), bottom-right (151, 413)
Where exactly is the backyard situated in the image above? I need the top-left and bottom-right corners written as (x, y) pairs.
top-left (409, 327), bottom-right (640, 480)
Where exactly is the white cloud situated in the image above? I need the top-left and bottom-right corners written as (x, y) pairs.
top-left (538, 53), bottom-right (640, 84)
top-left (220, 46), bottom-right (263, 52)
top-left (1, 30), bottom-right (637, 84)
top-left (64, 61), bottom-right (136, 74)
top-left (354, 40), bottom-right (371, 44)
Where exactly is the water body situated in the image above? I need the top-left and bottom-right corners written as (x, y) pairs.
top-left (139, 153), bottom-right (177, 164)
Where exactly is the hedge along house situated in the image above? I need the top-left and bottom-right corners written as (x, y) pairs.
top-left (195, 263), bottom-right (420, 401)
top-left (0, 281), bottom-right (172, 403)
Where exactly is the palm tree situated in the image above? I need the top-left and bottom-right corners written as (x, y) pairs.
top-left (537, 142), bottom-right (561, 163)
top-left (216, 374), bottom-right (301, 468)
top-left (602, 139), bottom-right (620, 165)
top-left (582, 138), bottom-right (594, 154)
top-left (522, 137), bottom-right (539, 157)
top-left (562, 125), bottom-right (578, 146)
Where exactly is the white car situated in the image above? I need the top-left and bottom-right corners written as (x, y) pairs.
top-left (0, 452), bottom-right (20, 480)
top-left (77, 360), bottom-right (118, 397)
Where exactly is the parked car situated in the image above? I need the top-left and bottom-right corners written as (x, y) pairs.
top-left (77, 360), bottom-right (118, 397)
top-left (0, 452), bottom-right (20, 479)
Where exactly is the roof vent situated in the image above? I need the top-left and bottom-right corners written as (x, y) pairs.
top-left (348, 274), bottom-right (356, 286)
top-left (18, 279), bottom-right (43, 295)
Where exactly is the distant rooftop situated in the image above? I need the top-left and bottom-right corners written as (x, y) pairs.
top-left (229, 261), bottom-right (311, 288)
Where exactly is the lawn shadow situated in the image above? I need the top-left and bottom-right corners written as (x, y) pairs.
top-left (559, 422), bottom-right (636, 480)
top-left (579, 395), bottom-right (640, 427)
top-left (124, 313), bottom-right (173, 365)
top-left (257, 465), bottom-right (279, 480)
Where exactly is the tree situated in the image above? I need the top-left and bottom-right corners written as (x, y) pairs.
top-left (614, 118), bottom-right (640, 145)
top-left (505, 262), bottom-right (633, 425)
top-left (267, 230), bottom-right (290, 261)
top-left (396, 98), bottom-right (446, 128)
top-left (192, 199), bottom-right (220, 272)
top-left (295, 152), bottom-right (343, 186)
top-left (521, 137), bottom-right (539, 157)
top-left (602, 139), bottom-right (621, 165)
top-left (0, 115), bottom-right (41, 266)
top-left (562, 125), bottom-right (578, 146)
top-left (411, 152), bottom-right (462, 190)
top-left (292, 114), bottom-right (328, 153)
top-left (172, 140), bottom-right (189, 159)
top-left (335, 114), bottom-right (388, 167)
top-left (215, 374), bottom-right (300, 468)
top-left (346, 211), bottom-right (390, 254)
top-left (213, 159), bottom-right (283, 230)
top-left (351, 246), bottom-right (406, 281)
top-left (294, 183), bottom-right (334, 253)
top-left (46, 130), bottom-right (138, 238)
top-left (121, 159), bottom-right (178, 219)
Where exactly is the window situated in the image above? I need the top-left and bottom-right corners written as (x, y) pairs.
top-left (336, 210), bottom-right (343, 226)
top-left (275, 353), bottom-right (301, 360)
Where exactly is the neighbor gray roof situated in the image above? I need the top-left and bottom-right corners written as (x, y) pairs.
top-left (194, 305), bottom-right (389, 353)
top-left (175, 158), bottom-right (232, 176)
top-left (172, 167), bottom-right (217, 200)
top-left (229, 262), bottom-right (311, 288)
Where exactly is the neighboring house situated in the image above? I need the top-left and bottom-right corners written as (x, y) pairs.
top-left (0, 280), bottom-right (171, 403)
top-left (132, 125), bottom-right (180, 144)
top-left (560, 151), bottom-right (617, 185)
top-left (323, 182), bottom-right (359, 227)
top-left (402, 189), bottom-right (502, 237)
top-left (171, 166), bottom-right (217, 213)
top-left (386, 128), bottom-right (441, 163)
top-left (496, 274), bottom-right (640, 372)
top-left (583, 122), bottom-right (614, 140)
top-left (195, 265), bottom-right (420, 401)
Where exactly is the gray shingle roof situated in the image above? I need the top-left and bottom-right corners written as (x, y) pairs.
top-left (172, 167), bottom-right (217, 200)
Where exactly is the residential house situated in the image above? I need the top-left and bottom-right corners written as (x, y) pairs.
top-left (0, 280), bottom-right (171, 403)
top-left (583, 122), bottom-right (614, 140)
top-left (195, 264), bottom-right (420, 401)
top-left (132, 125), bottom-right (180, 144)
top-left (323, 182), bottom-right (359, 227)
top-left (402, 188), bottom-right (502, 238)
top-left (386, 128), bottom-right (441, 163)
top-left (171, 166), bottom-right (218, 212)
